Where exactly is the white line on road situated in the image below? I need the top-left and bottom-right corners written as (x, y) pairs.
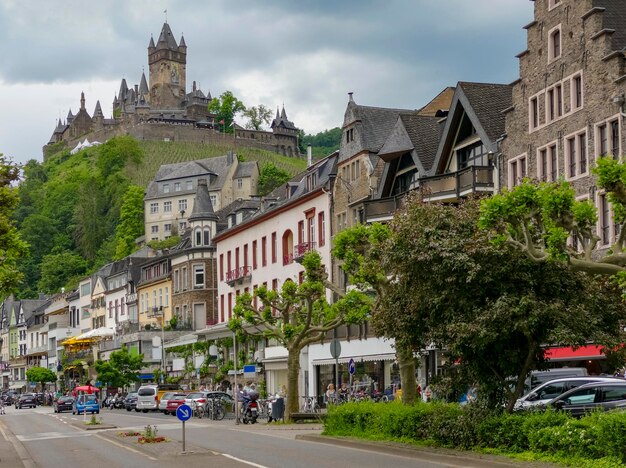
top-left (221, 452), bottom-right (269, 468)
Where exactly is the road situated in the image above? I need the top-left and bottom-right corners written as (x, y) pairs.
top-left (0, 404), bottom-right (525, 468)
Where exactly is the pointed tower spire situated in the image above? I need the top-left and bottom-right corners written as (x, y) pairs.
top-left (189, 178), bottom-right (218, 222)
top-left (93, 100), bottom-right (104, 118)
top-left (80, 91), bottom-right (85, 110)
top-left (179, 34), bottom-right (186, 48)
top-left (148, 35), bottom-right (155, 49)
top-left (139, 71), bottom-right (149, 95)
top-left (280, 105), bottom-right (287, 120)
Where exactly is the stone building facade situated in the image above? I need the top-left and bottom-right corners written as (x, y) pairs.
top-left (45, 22), bottom-right (300, 159)
top-left (502, 0), bottom-right (626, 246)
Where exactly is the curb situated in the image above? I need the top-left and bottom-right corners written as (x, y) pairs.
top-left (0, 417), bottom-right (35, 468)
top-left (295, 435), bottom-right (558, 468)
top-left (67, 420), bottom-right (117, 431)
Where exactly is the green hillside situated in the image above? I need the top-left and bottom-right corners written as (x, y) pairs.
top-left (127, 140), bottom-right (307, 187)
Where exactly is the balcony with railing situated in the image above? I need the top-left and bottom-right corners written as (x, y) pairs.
top-left (420, 165), bottom-right (494, 202)
top-left (363, 195), bottom-right (406, 223)
top-left (125, 292), bottom-right (137, 304)
top-left (225, 266), bottom-right (252, 287)
top-left (294, 242), bottom-right (317, 262)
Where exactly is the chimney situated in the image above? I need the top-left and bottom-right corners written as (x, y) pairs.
top-left (134, 84), bottom-right (139, 94)
top-left (348, 92), bottom-right (354, 102)
top-left (307, 144), bottom-right (312, 167)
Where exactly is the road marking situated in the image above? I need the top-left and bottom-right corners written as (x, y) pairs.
top-left (0, 424), bottom-right (8, 441)
top-left (18, 431), bottom-right (93, 442)
top-left (221, 453), bottom-right (268, 468)
top-left (95, 434), bottom-right (158, 461)
top-left (0, 418), bottom-right (37, 468)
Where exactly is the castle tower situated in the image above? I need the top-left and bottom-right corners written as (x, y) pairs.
top-left (148, 23), bottom-right (187, 110)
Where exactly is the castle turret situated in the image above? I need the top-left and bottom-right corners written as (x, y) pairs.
top-left (271, 104), bottom-right (299, 156)
top-left (67, 109), bottom-right (75, 125)
top-left (80, 91), bottom-right (85, 111)
top-left (148, 23), bottom-right (187, 109)
top-left (189, 178), bottom-right (218, 247)
top-left (92, 100), bottom-right (104, 128)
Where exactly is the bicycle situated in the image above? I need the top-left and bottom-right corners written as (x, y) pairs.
top-left (256, 399), bottom-right (269, 420)
top-left (301, 396), bottom-right (320, 413)
top-left (211, 398), bottom-right (225, 421)
top-left (191, 400), bottom-right (205, 419)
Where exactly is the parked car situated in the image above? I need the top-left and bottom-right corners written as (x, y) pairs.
top-left (549, 381), bottom-right (626, 417)
top-left (164, 393), bottom-right (188, 415)
top-left (159, 392), bottom-right (185, 414)
top-left (137, 385), bottom-right (159, 412)
top-left (54, 396), bottom-right (75, 413)
top-left (526, 367), bottom-right (588, 392)
top-left (15, 393), bottom-right (37, 409)
top-left (125, 392), bottom-right (138, 412)
top-left (73, 394), bottom-right (100, 415)
top-left (515, 377), bottom-right (620, 410)
top-left (184, 391), bottom-right (210, 412)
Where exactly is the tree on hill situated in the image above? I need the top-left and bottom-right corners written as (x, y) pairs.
top-left (334, 195), bottom-right (626, 411)
top-left (301, 127), bottom-right (342, 158)
top-left (38, 251), bottom-right (88, 294)
top-left (208, 91), bottom-right (245, 133)
top-left (26, 366), bottom-right (57, 392)
top-left (229, 252), bottom-right (370, 420)
top-left (479, 156), bottom-right (626, 288)
top-left (0, 154), bottom-right (28, 295)
top-left (114, 185), bottom-right (145, 260)
top-left (243, 104), bottom-right (272, 130)
top-left (258, 162), bottom-right (291, 196)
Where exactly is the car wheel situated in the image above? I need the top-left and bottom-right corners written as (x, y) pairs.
top-left (142, 409), bottom-right (148, 413)
top-left (72, 411), bottom-right (75, 415)
top-left (135, 408), bottom-right (140, 412)
top-left (126, 408), bottom-right (131, 412)
top-left (96, 411), bottom-right (100, 414)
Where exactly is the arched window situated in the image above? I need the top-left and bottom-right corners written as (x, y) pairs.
top-left (195, 228), bottom-right (202, 246)
top-left (203, 227), bottom-right (211, 245)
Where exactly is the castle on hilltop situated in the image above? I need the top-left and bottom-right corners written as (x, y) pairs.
top-left (45, 22), bottom-right (300, 160)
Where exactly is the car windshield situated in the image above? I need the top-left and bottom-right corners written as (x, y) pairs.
top-left (127, 392), bottom-right (137, 398)
top-left (161, 392), bottom-right (174, 400)
top-left (187, 393), bottom-right (203, 399)
top-left (81, 395), bottom-right (98, 402)
top-left (59, 397), bottom-right (73, 402)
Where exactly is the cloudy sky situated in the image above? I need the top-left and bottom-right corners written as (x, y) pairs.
top-left (0, 0), bottom-right (534, 164)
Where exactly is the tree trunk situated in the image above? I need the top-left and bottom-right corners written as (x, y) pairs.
top-left (285, 348), bottom-right (302, 421)
top-left (505, 342), bottom-right (537, 413)
top-left (397, 344), bottom-right (416, 404)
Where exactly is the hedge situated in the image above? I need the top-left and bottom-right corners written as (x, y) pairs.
top-left (323, 401), bottom-right (626, 466)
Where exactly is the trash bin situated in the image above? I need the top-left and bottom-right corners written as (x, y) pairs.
top-left (271, 397), bottom-right (285, 422)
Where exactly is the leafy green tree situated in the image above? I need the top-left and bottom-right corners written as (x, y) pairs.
top-left (207, 91), bottom-right (246, 133)
top-left (243, 104), bottom-right (272, 130)
top-left (229, 251), bottom-right (370, 420)
top-left (95, 346), bottom-right (144, 388)
top-left (0, 154), bottom-right (28, 294)
top-left (26, 366), bottom-right (57, 391)
top-left (73, 176), bottom-right (107, 262)
top-left (258, 162), bottom-right (291, 196)
top-left (479, 157), bottom-right (626, 286)
top-left (335, 195), bottom-right (626, 411)
top-left (38, 251), bottom-right (88, 294)
top-left (302, 127), bottom-right (342, 158)
top-left (95, 136), bottom-right (143, 180)
top-left (114, 185), bottom-right (145, 259)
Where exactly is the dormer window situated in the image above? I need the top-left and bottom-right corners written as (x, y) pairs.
top-left (548, 0), bottom-right (561, 10)
top-left (306, 173), bottom-right (317, 191)
top-left (163, 184), bottom-right (170, 193)
top-left (548, 26), bottom-right (561, 62)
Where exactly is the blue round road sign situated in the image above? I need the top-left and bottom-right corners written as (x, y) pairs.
top-left (348, 358), bottom-right (356, 375)
top-left (176, 404), bottom-right (192, 422)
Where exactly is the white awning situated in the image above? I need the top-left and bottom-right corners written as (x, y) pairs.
top-left (312, 353), bottom-right (396, 366)
top-left (164, 334), bottom-right (198, 349)
top-left (74, 327), bottom-right (115, 340)
top-left (9, 383), bottom-right (24, 389)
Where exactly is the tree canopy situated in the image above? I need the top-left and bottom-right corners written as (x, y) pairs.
top-left (114, 185), bottom-right (145, 260)
top-left (257, 162), bottom-right (291, 196)
top-left (334, 195), bottom-right (626, 411)
top-left (243, 104), bottom-right (272, 130)
top-left (26, 366), bottom-right (56, 388)
top-left (208, 91), bottom-right (246, 133)
top-left (95, 346), bottom-right (144, 388)
top-left (229, 251), bottom-right (370, 419)
top-left (479, 157), bottom-right (626, 286)
top-left (0, 154), bottom-right (28, 295)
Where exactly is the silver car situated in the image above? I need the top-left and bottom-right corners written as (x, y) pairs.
top-left (515, 376), bottom-right (619, 410)
top-left (158, 392), bottom-right (176, 413)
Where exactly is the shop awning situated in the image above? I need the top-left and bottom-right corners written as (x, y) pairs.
top-left (312, 353), bottom-right (396, 366)
top-left (545, 345), bottom-right (605, 361)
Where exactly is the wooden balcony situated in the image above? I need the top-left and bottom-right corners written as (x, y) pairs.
top-left (294, 242), bottom-right (317, 263)
top-left (225, 266), bottom-right (252, 287)
top-left (420, 165), bottom-right (494, 202)
top-left (363, 195), bottom-right (405, 223)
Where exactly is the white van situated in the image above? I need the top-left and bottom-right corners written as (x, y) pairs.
top-left (136, 385), bottom-right (159, 412)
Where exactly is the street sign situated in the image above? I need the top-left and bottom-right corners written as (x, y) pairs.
top-left (176, 404), bottom-right (192, 422)
top-left (348, 358), bottom-right (356, 375)
top-left (329, 339), bottom-right (341, 359)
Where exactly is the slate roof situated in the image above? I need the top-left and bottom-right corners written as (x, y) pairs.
top-left (93, 101), bottom-right (104, 118)
top-left (458, 82), bottom-right (512, 143)
top-left (215, 198), bottom-right (262, 234)
top-left (234, 161), bottom-right (257, 178)
top-left (339, 99), bottom-right (414, 163)
top-left (189, 179), bottom-right (218, 221)
top-left (145, 155), bottom-right (236, 199)
top-left (400, 114), bottom-right (444, 172)
top-left (271, 106), bottom-right (297, 130)
top-left (139, 72), bottom-right (149, 95)
top-left (215, 153), bottom-right (338, 239)
top-left (594, 0), bottom-right (626, 52)
top-left (157, 23), bottom-right (179, 50)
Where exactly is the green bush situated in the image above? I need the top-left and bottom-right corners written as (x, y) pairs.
top-left (324, 402), bottom-right (626, 466)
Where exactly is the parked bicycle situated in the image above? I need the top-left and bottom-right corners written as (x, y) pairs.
top-left (301, 396), bottom-right (320, 413)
